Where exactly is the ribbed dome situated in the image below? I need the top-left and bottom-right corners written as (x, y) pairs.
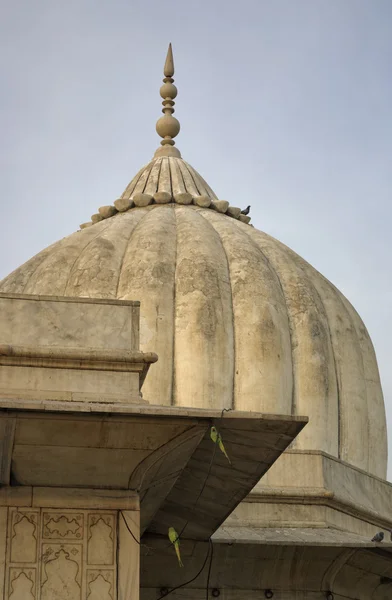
top-left (0, 190), bottom-right (387, 478)
top-left (1, 43), bottom-right (387, 479)
top-left (121, 155), bottom-right (217, 203)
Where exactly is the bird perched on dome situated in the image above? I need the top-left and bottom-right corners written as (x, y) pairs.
top-left (241, 205), bottom-right (251, 215)
top-left (371, 532), bottom-right (384, 542)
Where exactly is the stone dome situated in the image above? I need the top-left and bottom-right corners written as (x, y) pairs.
top-left (0, 154), bottom-right (387, 479)
top-left (1, 45), bottom-right (387, 480)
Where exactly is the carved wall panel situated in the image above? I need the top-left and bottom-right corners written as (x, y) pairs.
top-left (4, 508), bottom-right (117, 600)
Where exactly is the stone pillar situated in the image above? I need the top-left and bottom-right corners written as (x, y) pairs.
top-left (0, 487), bottom-right (139, 600)
top-left (118, 511), bottom-right (140, 600)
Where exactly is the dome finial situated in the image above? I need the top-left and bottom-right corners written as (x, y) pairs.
top-left (154, 44), bottom-right (181, 158)
top-left (164, 42), bottom-right (175, 77)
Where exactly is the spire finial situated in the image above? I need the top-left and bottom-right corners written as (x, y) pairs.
top-left (155, 44), bottom-right (181, 158)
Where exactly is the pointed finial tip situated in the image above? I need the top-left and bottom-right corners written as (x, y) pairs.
top-left (164, 43), bottom-right (174, 78)
top-left (155, 44), bottom-right (180, 155)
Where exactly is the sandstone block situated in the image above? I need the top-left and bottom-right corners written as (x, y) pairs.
top-left (154, 191), bottom-right (172, 204)
top-left (239, 214), bottom-right (251, 224)
top-left (174, 192), bottom-right (193, 205)
top-left (114, 198), bottom-right (133, 212)
top-left (133, 193), bottom-right (153, 207)
top-left (193, 195), bottom-right (211, 208)
top-left (80, 222), bottom-right (92, 229)
top-left (91, 213), bottom-right (104, 224)
top-left (99, 205), bottom-right (118, 219)
top-left (227, 206), bottom-right (241, 219)
top-left (212, 200), bottom-right (229, 213)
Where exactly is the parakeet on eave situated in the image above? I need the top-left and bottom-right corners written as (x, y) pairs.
top-left (210, 425), bottom-right (231, 465)
top-left (168, 527), bottom-right (184, 567)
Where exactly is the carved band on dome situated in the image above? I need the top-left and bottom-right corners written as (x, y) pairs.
top-left (80, 196), bottom-right (251, 230)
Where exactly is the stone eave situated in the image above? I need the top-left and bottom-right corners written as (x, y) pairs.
top-left (0, 401), bottom-right (307, 541)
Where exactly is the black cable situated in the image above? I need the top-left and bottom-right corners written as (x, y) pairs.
top-left (125, 407), bottom-right (232, 562)
top-left (205, 538), bottom-right (214, 600)
top-left (175, 407), bottom-right (232, 541)
top-left (156, 539), bottom-right (212, 600)
top-left (120, 511), bottom-right (157, 557)
top-left (120, 510), bottom-right (140, 546)
top-left (176, 439), bottom-right (218, 541)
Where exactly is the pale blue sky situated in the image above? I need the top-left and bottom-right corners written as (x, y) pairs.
top-left (1, 0), bottom-right (392, 477)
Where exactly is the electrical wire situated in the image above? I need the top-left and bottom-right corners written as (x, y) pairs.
top-left (156, 538), bottom-right (213, 600)
top-left (123, 406), bottom-right (230, 591)
top-left (174, 407), bottom-right (232, 542)
top-left (205, 538), bottom-right (214, 600)
top-left (176, 438), bottom-right (218, 541)
top-left (120, 510), bottom-right (140, 546)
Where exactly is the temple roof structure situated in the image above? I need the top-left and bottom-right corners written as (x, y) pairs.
top-left (0, 45), bottom-right (387, 479)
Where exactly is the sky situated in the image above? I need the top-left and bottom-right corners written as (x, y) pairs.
top-left (1, 0), bottom-right (392, 478)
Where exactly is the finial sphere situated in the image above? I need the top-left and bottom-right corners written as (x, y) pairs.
top-left (160, 82), bottom-right (177, 100)
top-left (156, 115), bottom-right (180, 142)
top-left (155, 43), bottom-right (180, 153)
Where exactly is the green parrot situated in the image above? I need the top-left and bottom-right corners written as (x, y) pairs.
top-left (210, 426), bottom-right (231, 464)
top-left (168, 527), bottom-right (183, 567)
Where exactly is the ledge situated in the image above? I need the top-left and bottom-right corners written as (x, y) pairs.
top-left (0, 292), bottom-right (140, 307)
top-left (0, 344), bottom-right (157, 371)
top-left (0, 405), bottom-right (307, 541)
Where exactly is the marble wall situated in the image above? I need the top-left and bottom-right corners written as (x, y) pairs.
top-left (4, 507), bottom-right (117, 600)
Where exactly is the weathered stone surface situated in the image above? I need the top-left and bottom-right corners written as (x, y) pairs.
top-left (141, 533), bottom-right (392, 599)
top-left (212, 200), bottom-right (229, 213)
top-left (174, 192), bottom-right (192, 205)
top-left (0, 507), bottom-right (6, 598)
top-left (0, 294), bottom-right (140, 351)
top-left (133, 193), bottom-right (153, 207)
top-left (98, 205), bottom-right (117, 219)
top-left (119, 511), bottom-right (140, 600)
top-left (114, 197), bottom-right (133, 212)
top-left (3, 506), bottom-right (119, 600)
top-left (79, 221), bottom-right (92, 229)
top-left (0, 194), bottom-right (387, 478)
top-left (32, 488), bottom-right (139, 510)
top-left (174, 207), bottom-right (234, 409)
top-left (91, 213), bottom-right (104, 223)
top-left (241, 450), bottom-right (392, 538)
top-left (239, 214), bottom-right (251, 224)
top-left (122, 156), bottom-right (217, 208)
top-left (193, 195), bottom-right (211, 208)
top-left (153, 191), bottom-right (172, 204)
top-left (0, 294), bottom-right (150, 403)
top-left (117, 207), bottom-right (177, 406)
top-left (227, 206), bottom-right (241, 218)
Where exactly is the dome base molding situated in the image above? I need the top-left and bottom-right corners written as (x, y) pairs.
top-left (227, 450), bottom-right (392, 539)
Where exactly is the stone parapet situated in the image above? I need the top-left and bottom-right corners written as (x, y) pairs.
top-left (0, 293), bottom-right (155, 404)
top-left (224, 450), bottom-right (392, 539)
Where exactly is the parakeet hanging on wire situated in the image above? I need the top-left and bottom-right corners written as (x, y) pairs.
top-left (210, 426), bottom-right (231, 465)
top-left (168, 527), bottom-right (183, 567)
